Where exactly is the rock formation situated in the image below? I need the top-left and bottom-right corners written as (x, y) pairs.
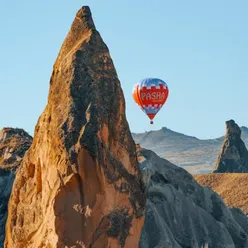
top-left (0, 128), bottom-right (32, 247)
top-left (195, 120), bottom-right (248, 219)
top-left (213, 119), bottom-right (248, 173)
top-left (5, 6), bottom-right (145, 248)
top-left (137, 146), bottom-right (248, 248)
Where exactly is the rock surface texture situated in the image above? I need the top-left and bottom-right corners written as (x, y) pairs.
top-left (5, 6), bottom-right (145, 248)
top-left (0, 128), bottom-right (32, 248)
top-left (195, 173), bottom-right (248, 214)
top-left (214, 119), bottom-right (248, 173)
top-left (137, 146), bottom-right (248, 248)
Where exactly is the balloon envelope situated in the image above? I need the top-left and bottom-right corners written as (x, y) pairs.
top-left (132, 78), bottom-right (169, 122)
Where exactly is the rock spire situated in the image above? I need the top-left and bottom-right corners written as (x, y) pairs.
top-left (5, 6), bottom-right (145, 248)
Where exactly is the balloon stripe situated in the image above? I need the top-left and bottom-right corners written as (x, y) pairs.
top-left (136, 84), bottom-right (144, 109)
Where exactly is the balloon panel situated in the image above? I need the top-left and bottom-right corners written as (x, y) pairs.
top-left (132, 83), bottom-right (142, 107)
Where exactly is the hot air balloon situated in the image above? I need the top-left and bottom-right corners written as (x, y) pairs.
top-left (132, 78), bottom-right (169, 124)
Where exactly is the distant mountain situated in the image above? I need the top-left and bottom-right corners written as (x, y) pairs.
top-left (132, 126), bottom-right (248, 174)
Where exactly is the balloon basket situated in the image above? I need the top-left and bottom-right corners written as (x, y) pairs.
top-left (150, 120), bottom-right (153, 124)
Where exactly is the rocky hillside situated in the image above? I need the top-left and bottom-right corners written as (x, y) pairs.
top-left (0, 128), bottom-right (32, 248)
top-left (132, 126), bottom-right (248, 174)
top-left (4, 6), bottom-right (145, 248)
top-left (138, 146), bottom-right (248, 248)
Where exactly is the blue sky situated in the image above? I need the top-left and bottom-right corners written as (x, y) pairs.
top-left (0, 1), bottom-right (247, 139)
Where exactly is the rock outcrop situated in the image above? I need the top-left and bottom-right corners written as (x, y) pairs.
top-left (213, 119), bottom-right (248, 173)
top-left (0, 128), bottom-right (32, 247)
top-left (0, 128), bottom-right (32, 171)
top-left (137, 146), bottom-right (248, 248)
top-left (5, 6), bottom-right (145, 248)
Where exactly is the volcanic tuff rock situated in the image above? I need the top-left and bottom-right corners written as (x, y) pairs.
top-left (0, 128), bottom-right (32, 248)
top-left (213, 119), bottom-right (248, 173)
top-left (137, 146), bottom-right (248, 248)
top-left (5, 6), bottom-right (145, 248)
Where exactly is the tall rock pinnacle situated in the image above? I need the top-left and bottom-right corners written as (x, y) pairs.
top-left (5, 6), bottom-right (145, 248)
top-left (213, 119), bottom-right (248, 173)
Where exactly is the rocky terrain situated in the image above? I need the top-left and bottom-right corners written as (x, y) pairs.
top-left (134, 118), bottom-right (248, 247)
top-left (3, 125), bottom-right (248, 247)
top-left (138, 145), bottom-right (248, 248)
top-left (0, 128), bottom-right (32, 247)
top-left (4, 6), bottom-right (145, 248)
top-left (132, 126), bottom-right (248, 174)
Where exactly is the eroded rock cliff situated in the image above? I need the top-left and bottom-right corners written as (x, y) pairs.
top-left (0, 128), bottom-right (32, 247)
top-left (214, 119), bottom-right (248, 173)
top-left (137, 146), bottom-right (248, 248)
top-left (5, 6), bottom-right (145, 248)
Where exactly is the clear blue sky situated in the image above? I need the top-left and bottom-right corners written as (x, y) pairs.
top-left (0, 1), bottom-right (247, 139)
